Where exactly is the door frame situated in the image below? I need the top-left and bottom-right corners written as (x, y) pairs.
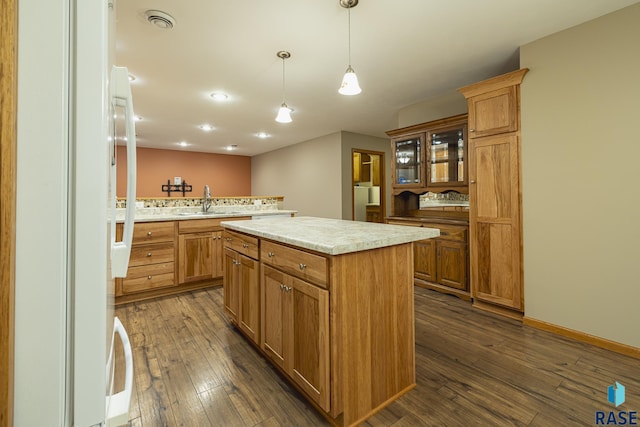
top-left (351, 149), bottom-right (386, 222)
top-left (1, 0), bottom-right (17, 424)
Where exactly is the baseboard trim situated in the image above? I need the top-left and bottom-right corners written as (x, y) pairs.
top-left (523, 317), bottom-right (640, 359)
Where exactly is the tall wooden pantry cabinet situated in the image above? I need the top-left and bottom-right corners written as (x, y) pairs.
top-left (458, 68), bottom-right (528, 318)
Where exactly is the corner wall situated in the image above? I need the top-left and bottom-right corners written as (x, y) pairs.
top-left (520, 3), bottom-right (640, 347)
top-left (251, 132), bottom-right (343, 218)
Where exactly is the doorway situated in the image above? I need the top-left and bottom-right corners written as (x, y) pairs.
top-left (352, 149), bottom-right (385, 223)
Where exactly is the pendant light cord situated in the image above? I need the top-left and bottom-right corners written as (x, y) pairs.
top-left (281, 56), bottom-right (286, 104)
top-left (347, 4), bottom-right (352, 67)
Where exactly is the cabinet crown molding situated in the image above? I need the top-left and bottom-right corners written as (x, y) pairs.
top-left (458, 68), bottom-right (529, 99)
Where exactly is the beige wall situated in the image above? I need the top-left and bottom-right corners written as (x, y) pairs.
top-left (251, 132), bottom-right (343, 218)
top-left (340, 131), bottom-right (392, 220)
top-left (520, 3), bottom-right (640, 347)
top-left (397, 90), bottom-right (467, 128)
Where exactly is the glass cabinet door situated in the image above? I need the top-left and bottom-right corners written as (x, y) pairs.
top-left (393, 134), bottom-right (424, 186)
top-left (428, 125), bottom-right (467, 187)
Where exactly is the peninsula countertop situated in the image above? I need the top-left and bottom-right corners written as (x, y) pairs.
top-left (221, 216), bottom-right (439, 255)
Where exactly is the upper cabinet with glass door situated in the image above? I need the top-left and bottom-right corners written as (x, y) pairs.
top-left (392, 133), bottom-right (425, 188)
top-left (387, 114), bottom-right (468, 194)
top-left (428, 123), bottom-right (468, 189)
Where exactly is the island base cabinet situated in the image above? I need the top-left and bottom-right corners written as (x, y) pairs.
top-left (223, 247), bottom-right (260, 344)
top-left (261, 265), bottom-right (330, 413)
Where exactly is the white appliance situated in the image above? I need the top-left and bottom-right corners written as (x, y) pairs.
top-left (73, 3), bottom-right (136, 427)
top-left (15, 2), bottom-right (135, 426)
top-left (354, 186), bottom-right (370, 221)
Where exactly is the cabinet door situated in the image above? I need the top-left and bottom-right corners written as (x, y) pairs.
top-left (436, 240), bottom-right (467, 291)
top-left (468, 86), bottom-right (518, 138)
top-left (414, 239), bottom-right (436, 283)
top-left (238, 254), bottom-right (260, 344)
top-left (178, 232), bottom-right (213, 284)
top-left (392, 133), bottom-right (424, 187)
top-left (469, 134), bottom-right (522, 310)
top-left (289, 275), bottom-right (330, 412)
top-left (223, 248), bottom-right (239, 323)
top-left (212, 231), bottom-right (223, 278)
top-left (261, 265), bottom-right (288, 370)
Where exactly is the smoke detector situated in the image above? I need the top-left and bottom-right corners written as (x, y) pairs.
top-left (144, 10), bottom-right (176, 29)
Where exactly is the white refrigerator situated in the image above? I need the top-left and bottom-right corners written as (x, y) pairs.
top-left (15, 1), bottom-right (135, 426)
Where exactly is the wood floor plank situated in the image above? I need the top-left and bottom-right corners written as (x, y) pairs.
top-left (115, 286), bottom-right (640, 427)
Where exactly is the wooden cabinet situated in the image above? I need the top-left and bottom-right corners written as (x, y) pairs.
top-left (387, 217), bottom-right (469, 299)
top-left (387, 114), bottom-right (468, 195)
top-left (365, 205), bottom-right (382, 223)
top-left (116, 221), bottom-right (177, 296)
top-left (221, 226), bottom-right (417, 426)
top-left (178, 219), bottom-right (228, 284)
top-left (459, 68), bottom-right (528, 317)
top-left (223, 233), bottom-right (260, 345)
top-left (262, 264), bottom-right (330, 412)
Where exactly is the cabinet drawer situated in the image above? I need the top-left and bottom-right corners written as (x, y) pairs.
top-left (432, 225), bottom-right (467, 242)
top-left (121, 262), bottom-right (175, 294)
top-left (261, 240), bottom-right (328, 288)
top-left (129, 242), bottom-right (174, 267)
top-left (132, 221), bottom-right (175, 245)
top-left (223, 230), bottom-right (259, 259)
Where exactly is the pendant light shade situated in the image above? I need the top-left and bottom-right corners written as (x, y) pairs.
top-left (339, 66), bottom-right (362, 96)
top-left (275, 51), bottom-right (293, 123)
top-left (275, 103), bottom-right (292, 123)
top-left (338, 0), bottom-right (361, 96)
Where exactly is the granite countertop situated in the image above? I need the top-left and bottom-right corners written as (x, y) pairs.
top-left (117, 208), bottom-right (297, 223)
top-left (221, 216), bottom-right (439, 255)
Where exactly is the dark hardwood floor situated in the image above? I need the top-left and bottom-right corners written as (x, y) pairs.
top-left (114, 286), bottom-right (639, 426)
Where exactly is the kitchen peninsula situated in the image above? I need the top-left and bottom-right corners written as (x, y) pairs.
top-left (221, 216), bottom-right (439, 427)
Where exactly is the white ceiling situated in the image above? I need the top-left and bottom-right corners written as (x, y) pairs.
top-left (115, 0), bottom-right (638, 157)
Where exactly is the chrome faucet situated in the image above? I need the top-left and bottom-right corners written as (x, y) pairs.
top-left (203, 185), bottom-right (212, 212)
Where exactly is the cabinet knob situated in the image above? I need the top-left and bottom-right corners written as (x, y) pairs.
top-left (225, 237), bottom-right (232, 242)
top-left (285, 286), bottom-right (292, 292)
top-left (267, 252), bottom-right (274, 258)
top-left (280, 283), bottom-right (285, 290)
top-left (147, 231), bottom-right (152, 237)
top-left (299, 263), bottom-right (306, 270)
top-left (146, 252), bottom-right (152, 257)
top-left (147, 275), bottom-right (152, 280)
top-left (469, 129), bottom-right (475, 132)
top-left (470, 180), bottom-right (476, 184)
top-left (217, 236), bottom-right (222, 240)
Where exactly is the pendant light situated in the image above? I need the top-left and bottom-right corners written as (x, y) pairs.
top-left (338, 0), bottom-right (362, 96)
top-left (275, 51), bottom-right (293, 123)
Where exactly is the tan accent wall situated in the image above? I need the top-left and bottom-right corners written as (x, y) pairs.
top-left (0, 0), bottom-right (17, 424)
top-left (251, 132), bottom-right (343, 218)
top-left (520, 3), bottom-right (640, 347)
top-left (116, 146), bottom-right (251, 198)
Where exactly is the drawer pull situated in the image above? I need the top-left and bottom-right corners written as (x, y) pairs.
top-left (242, 243), bottom-right (249, 248)
top-left (147, 275), bottom-right (152, 280)
top-left (267, 252), bottom-right (274, 258)
top-left (147, 231), bottom-right (152, 237)
top-left (146, 252), bottom-right (152, 257)
top-left (285, 286), bottom-right (291, 292)
top-left (233, 259), bottom-right (241, 265)
top-left (299, 263), bottom-right (306, 270)
top-left (225, 237), bottom-right (232, 242)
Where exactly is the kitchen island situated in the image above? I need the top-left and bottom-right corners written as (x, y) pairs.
top-left (221, 216), bottom-right (438, 426)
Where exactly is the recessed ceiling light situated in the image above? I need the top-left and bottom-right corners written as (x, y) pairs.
top-left (256, 132), bottom-right (270, 139)
top-left (128, 74), bottom-right (136, 82)
top-left (177, 141), bottom-right (189, 147)
top-left (226, 144), bottom-right (238, 151)
top-left (199, 124), bottom-right (214, 131)
top-left (134, 115), bottom-right (143, 122)
top-left (210, 92), bottom-right (229, 101)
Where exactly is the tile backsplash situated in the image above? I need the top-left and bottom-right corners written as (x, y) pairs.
top-left (116, 196), bottom-right (282, 209)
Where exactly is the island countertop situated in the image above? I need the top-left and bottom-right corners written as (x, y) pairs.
top-left (221, 216), bottom-right (439, 255)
